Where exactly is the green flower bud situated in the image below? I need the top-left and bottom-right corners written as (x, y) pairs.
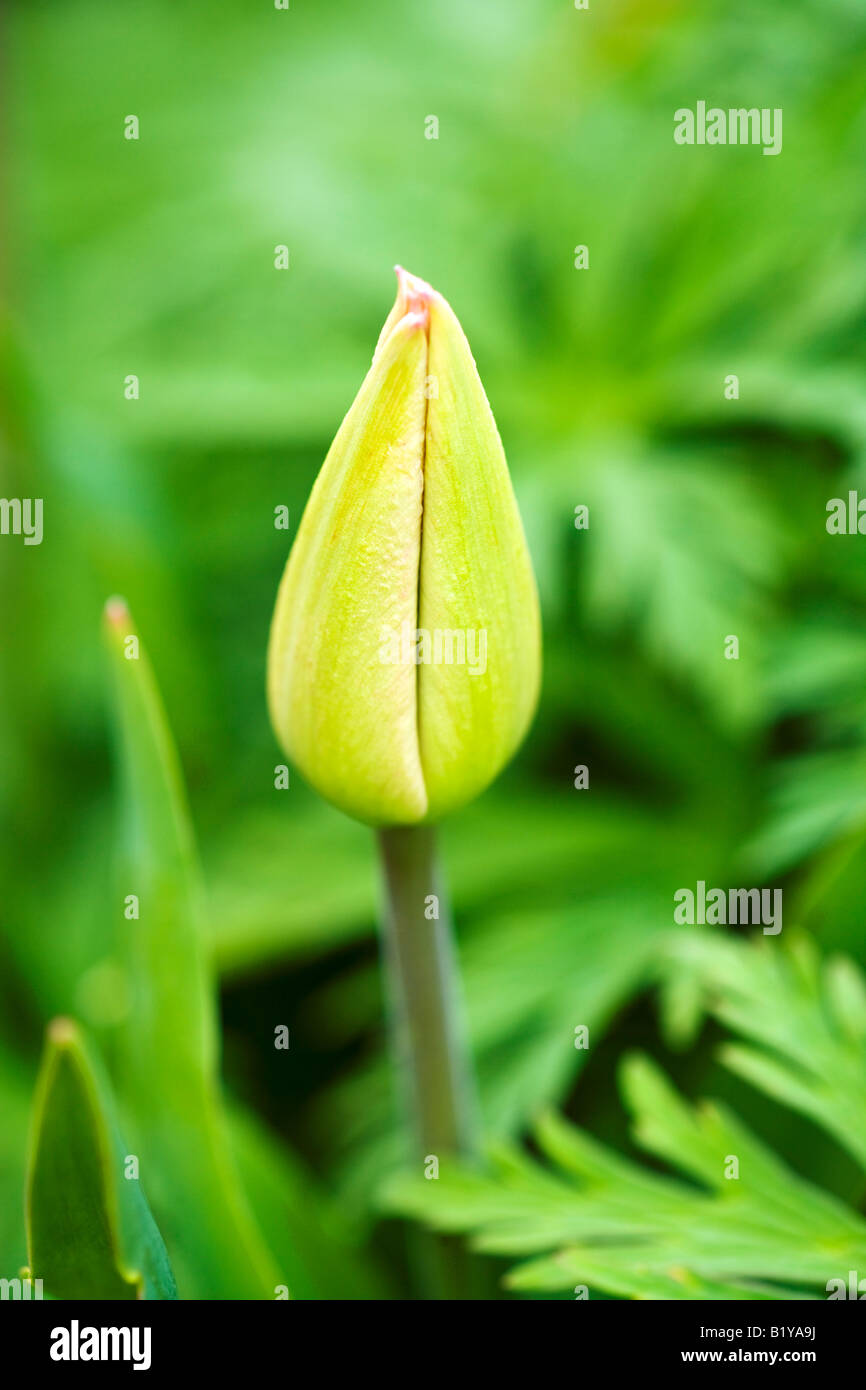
top-left (267, 267), bottom-right (541, 825)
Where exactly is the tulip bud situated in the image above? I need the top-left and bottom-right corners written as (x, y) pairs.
top-left (267, 267), bottom-right (541, 825)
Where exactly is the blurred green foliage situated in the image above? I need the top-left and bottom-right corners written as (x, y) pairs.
top-left (2, 0), bottom-right (866, 1298)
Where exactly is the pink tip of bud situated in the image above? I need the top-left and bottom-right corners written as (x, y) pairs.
top-left (402, 310), bottom-right (429, 334)
top-left (394, 265), bottom-right (436, 331)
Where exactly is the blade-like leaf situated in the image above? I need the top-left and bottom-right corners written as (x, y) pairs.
top-left (103, 598), bottom-right (280, 1298)
top-left (0, 1051), bottom-right (32, 1279)
top-left (26, 1018), bottom-right (176, 1300)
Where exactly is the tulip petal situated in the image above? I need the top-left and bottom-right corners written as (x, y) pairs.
top-left (418, 291), bottom-right (541, 819)
top-left (267, 312), bottom-right (429, 824)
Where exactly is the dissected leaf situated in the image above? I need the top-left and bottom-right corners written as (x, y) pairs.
top-left (663, 931), bottom-right (866, 1169)
top-left (382, 1052), bottom-right (866, 1299)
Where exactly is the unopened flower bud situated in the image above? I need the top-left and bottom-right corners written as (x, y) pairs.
top-left (267, 267), bottom-right (540, 825)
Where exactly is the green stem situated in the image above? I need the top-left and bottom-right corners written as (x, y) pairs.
top-left (376, 824), bottom-right (477, 1159)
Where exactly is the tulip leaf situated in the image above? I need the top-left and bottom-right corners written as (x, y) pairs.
top-left (0, 1052), bottom-right (36, 1279)
top-left (103, 598), bottom-right (280, 1298)
top-left (26, 1018), bottom-right (176, 1300)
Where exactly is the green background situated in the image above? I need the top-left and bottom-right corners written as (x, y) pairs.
top-left (2, 0), bottom-right (866, 1299)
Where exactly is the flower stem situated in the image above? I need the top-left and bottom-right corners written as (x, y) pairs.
top-left (376, 824), bottom-right (477, 1159)
top-left (376, 825), bottom-right (480, 1297)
